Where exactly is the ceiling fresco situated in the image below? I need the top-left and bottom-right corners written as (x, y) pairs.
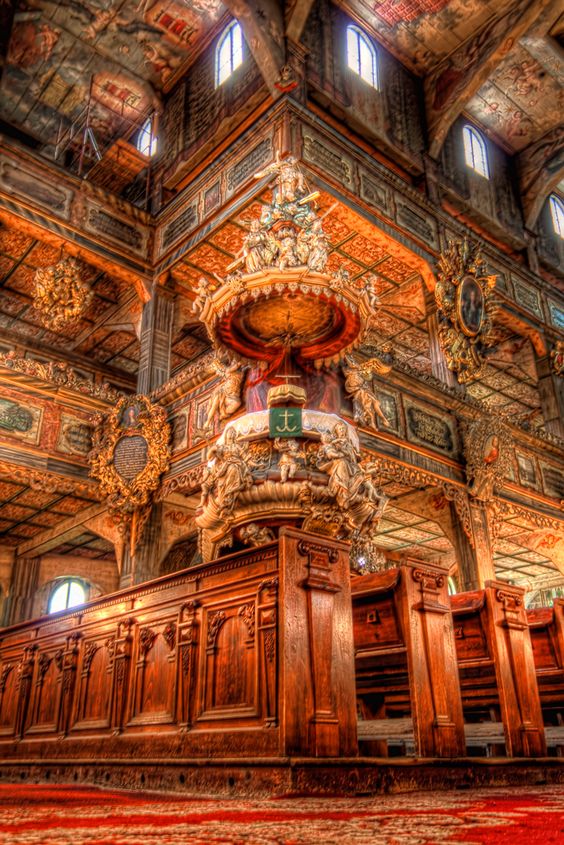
top-left (467, 41), bottom-right (564, 152)
top-left (0, 0), bottom-right (225, 152)
top-left (344, 0), bottom-right (516, 72)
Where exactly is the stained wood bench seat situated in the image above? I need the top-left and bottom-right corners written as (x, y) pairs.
top-left (357, 718), bottom-right (513, 755)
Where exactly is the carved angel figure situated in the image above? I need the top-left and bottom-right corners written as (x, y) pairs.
top-left (192, 276), bottom-right (211, 314)
top-left (363, 275), bottom-right (380, 313)
top-left (343, 356), bottom-right (389, 430)
top-left (202, 357), bottom-right (246, 433)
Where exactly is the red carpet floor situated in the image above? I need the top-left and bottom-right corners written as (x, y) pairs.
top-left (0, 783), bottom-right (563, 844)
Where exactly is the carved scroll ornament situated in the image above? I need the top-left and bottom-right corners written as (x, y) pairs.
top-left (435, 238), bottom-right (499, 383)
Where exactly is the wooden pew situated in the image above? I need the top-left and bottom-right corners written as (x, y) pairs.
top-left (527, 599), bottom-right (564, 754)
top-left (352, 559), bottom-right (465, 758)
top-left (450, 581), bottom-right (546, 757)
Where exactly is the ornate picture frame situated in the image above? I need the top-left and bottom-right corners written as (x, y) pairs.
top-left (89, 395), bottom-right (170, 513)
top-left (435, 238), bottom-right (499, 383)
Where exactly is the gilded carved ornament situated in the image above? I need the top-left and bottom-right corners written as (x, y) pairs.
top-left (0, 460), bottom-right (95, 498)
top-left (435, 238), bottom-right (499, 383)
top-left (89, 395), bottom-right (170, 554)
top-left (33, 255), bottom-right (93, 331)
top-left (0, 351), bottom-right (122, 404)
top-left (462, 416), bottom-right (512, 503)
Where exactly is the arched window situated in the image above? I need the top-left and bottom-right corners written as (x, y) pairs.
top-left (137, 117), bottom-right (157, 157)
top-left (346, 25), bottom-right (378, 88)
top-left (549, 194), bottom-right (564, 238)
top-left (48, 579), bottom-right (87, 614)
top-left (216, 21), bottom-right (243, 87)
top-left (463, 125), bottom-right (489, 178)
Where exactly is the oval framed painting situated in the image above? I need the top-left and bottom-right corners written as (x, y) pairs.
top-left (457, 275), bottom-right (484, 337)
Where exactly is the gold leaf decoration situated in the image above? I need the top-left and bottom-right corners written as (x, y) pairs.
top-left (33, 256), bottom-right (93, 331)
top-left (89, 395), bottom-right (170, 515)
top-left (435, 238), bottom-right (499, 383)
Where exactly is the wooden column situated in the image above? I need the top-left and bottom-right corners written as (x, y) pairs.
top-left (4, 556), bottom-right (40, 625)
top-left (485, 581), bottom-right (546, 757)
top-left (136, 286), bottom-right (174, 395)
top-left (127, 502), bottom-right (165, 587)
top-left (534, 347), bottom-right (564, 439)
top-left (401, 560), bottom-right (466, 757)
top-left (120, 286), bottom-right (174, 588)
top-left (278, 528), bottom-right (357, 757)
top-left (450, 500), bottom-right (496, 591)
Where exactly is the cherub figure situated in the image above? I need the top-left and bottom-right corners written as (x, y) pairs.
top-left (240, 522), bottom-right (275, 546)
top-left (364, 275), bottom-right (380, 312)
top-left (274, 437), bottom-right (304, 482)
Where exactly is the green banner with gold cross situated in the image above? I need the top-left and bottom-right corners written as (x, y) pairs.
top-left (269, 407), bottom-right (302, 438)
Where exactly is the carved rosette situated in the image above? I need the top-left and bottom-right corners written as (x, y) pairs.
top-left (89, 395), bottom-right (170, 553)
top-left (462, 416), bottom-right (512, 502)
top-left (435, 238), bottom-right (499, 383)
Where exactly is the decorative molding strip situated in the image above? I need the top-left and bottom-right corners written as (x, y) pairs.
top-left (0, 352), bottom-right (123, 404)
top-left (0, 460), bottom-right (97, 497)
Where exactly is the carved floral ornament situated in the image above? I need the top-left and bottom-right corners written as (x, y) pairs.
top-left (89, 395), bottom-right (170, 550)
top-left (33, 254), bottom-right (93, 332)
top-left (435, 238), bottom-right (499, 383)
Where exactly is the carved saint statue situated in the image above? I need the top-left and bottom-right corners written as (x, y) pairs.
top-left (343, 357), bottom-right (389, 430)
top-left (317, 422), bottom-right (383, 511)
top-left (297, 218), bottom-right (329, 272)
top-left (242, 220), bottom-right (277, 273)
top-left (201, 356), bottom-right (246, 433)
top-left (200, 428), bottom-right (254, 516)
